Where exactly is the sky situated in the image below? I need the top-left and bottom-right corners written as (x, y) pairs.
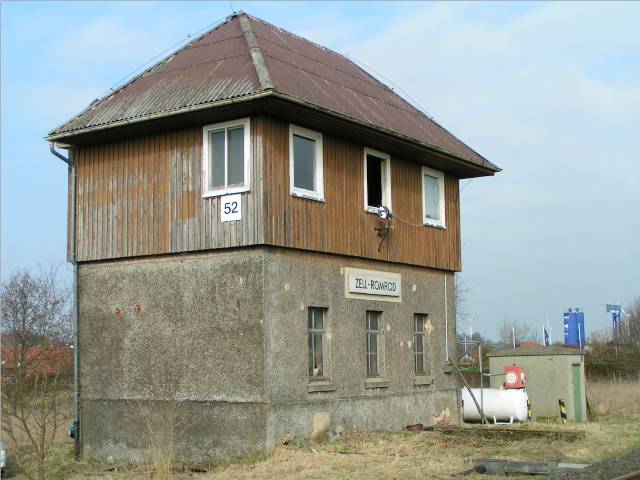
top-left (1, 1), bottom-right (639, 340)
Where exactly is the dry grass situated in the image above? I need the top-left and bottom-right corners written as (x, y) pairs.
top-left (14, 378), bottom-right (638, 479)
top-left (57, 413), bottom-right (640, 480)
top-left (587, 377), bottom-right (640, 416)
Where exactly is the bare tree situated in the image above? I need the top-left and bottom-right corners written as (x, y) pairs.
top-left (619, 296), bottom-right (640, 348)
top-left (1, 267), bottom-right (73, 480)
top-left (497, 317), bottom-right (533, 348)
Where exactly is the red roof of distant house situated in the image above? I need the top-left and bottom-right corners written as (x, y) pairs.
top-left (519, 341), bottom-right (543, 349)
top-left (47, 13), bottom-right (498, 174)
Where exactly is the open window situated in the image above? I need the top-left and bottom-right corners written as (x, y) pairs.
top-left (289, 124), bottom-right (324, 201)
top-left (422, 166), bottom-right (446, 228)
top-left (202, 118), bottom-right (250, 197)
top-left (364, 148), bottom-right (391, 213)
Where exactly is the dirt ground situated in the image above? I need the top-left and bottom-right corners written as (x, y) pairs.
top-left (6, 412), bottom-right (636, 480)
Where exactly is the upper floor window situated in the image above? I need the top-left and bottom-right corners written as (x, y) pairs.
top-left (202, 118), bottom-right (250, 197)
top-left (289, 124), bottom-right (324, 201)
top-left (364, 148), bottom-right (391, 213)
top-left (422, 166), bottom-right (446, 228)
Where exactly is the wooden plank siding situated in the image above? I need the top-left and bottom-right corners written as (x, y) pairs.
top-left (260, 116), bottom-right (461, 271)
top-left (72, 121), bottom-right (264, 262)
top-left (70, 114), bottom-right (460, 271)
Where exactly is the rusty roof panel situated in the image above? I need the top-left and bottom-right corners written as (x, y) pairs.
top-left (50, 18), bottom-right (260, 135)
top-left (49, 13), bottom-right (496, 171)
top-left (247, 16), bottom-right (487, 165)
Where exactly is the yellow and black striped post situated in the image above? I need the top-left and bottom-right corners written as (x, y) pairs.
top-left (527, 399), bottom-right (532, 422)
top-left (559, 399), bottom-right (567, 424)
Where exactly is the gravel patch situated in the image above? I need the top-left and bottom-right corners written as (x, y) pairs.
top-left (549, 449), bottom-right (640, 480)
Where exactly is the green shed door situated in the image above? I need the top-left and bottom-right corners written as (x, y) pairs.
top-left (572, 363), bottom-right (582, 422)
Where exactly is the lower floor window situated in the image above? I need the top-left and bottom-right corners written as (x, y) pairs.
top-left (308, 307), bottom-right (326, 378)
top-left (414, 314), bottom-right (428, 374)
top-left (366, 311), bottom-right (382, 376)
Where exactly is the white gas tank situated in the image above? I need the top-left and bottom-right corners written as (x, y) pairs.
top-left (461, 388), bottom-right (529, 423)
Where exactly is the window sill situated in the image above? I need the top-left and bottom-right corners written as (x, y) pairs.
top-left (364, 377), bottom-right (389, 389)
top-left (202, 186), bottom-right (250, 198)
top-left (307, 380), bottom-right (336, 393)
top-left (413, 375), bottom-right (434, 386)
top-left (291, 189), bottom-right (325, 203)
top-left (423, 221), bottom-right (446, 230)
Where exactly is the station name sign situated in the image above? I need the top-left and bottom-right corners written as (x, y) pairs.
top-left (345, 269), bottom-right (401, 300)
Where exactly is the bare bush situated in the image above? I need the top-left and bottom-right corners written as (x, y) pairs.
top-left (1, 267), bottom-right (73, 480)
top-left (497, 317), bottom-right (533, 348)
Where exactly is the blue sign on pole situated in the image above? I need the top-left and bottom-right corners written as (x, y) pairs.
top-left (607, 304), bottom-right (621, 313)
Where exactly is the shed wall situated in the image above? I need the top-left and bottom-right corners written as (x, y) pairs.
top-left (489, 354), bottom-right (586, 422)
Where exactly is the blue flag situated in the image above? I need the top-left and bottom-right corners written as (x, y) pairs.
top-left (543, 327), bottom-right (551, 347)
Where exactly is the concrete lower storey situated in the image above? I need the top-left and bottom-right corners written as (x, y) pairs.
top-left (81, 389), bottom-right (458, 462)
top-left (78, 247), bottom-right (460, 462)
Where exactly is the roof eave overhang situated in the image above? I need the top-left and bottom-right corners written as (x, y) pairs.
top-left (46, 90), bottom-right (500, 178)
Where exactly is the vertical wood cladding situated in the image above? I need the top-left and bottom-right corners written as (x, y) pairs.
top-left (73, 123), bottom-right (264, 262)
top-left (72, 115), bottom-right (460, 271)
top-left (260, 117), bottom-right (461, 271)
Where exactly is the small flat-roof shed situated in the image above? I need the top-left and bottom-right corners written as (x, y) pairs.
top-left (488, 347), bottom-right (587, 422)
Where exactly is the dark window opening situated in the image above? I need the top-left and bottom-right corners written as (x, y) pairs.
top-left (366, 154), bottom-right (383, 208)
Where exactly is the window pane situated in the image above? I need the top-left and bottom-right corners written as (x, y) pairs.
top-left (414, 334), bottom-right (424, 354)
top-left (227, 126), bottom-right (245, 186)
top-left (308, 332), bottom-right (314, 377)
top-left (209, 130), bottom-right (225, 190)
top-left (367, 311), bottom-right (379, 331)
top-left (368, 354), bottom-right (378, 375)
top-left (367, 332), bottom-right (378, 355)
top-left (313, 333), bottom-right (323, 377)
top-left (366, 154), bottom-right (383, 207)
top-left (293, 134), bottom-right (316, 191)
top-left (416, 353), bottom-right (424, 373)
top-left (424, 174), bottom-right (440, 220)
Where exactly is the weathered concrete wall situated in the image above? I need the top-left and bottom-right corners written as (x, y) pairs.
top-left (78, 246), bottom-right (459, 461)
top-left (262, 248), bottom-right (458, 444)
top-left (78, 250), bottom-right (267, 461)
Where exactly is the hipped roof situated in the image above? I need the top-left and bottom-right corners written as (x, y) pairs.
top-left (48, 12), bottom-right (499, 175)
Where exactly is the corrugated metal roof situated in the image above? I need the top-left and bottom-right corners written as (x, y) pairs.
top-left (49, 12), bottom-right (498, 171)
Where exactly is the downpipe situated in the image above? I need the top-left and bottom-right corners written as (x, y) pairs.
top-left (50, 143), bottom-right (81, 460)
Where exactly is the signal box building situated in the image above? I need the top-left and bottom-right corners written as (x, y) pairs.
top-left (48, 13), bottom-right (499, 462)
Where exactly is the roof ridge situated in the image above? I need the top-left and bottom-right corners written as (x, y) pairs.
top-left (236, 13), bottom-right (274, 91)
top-left (240, 13), bottom-right (494, 167)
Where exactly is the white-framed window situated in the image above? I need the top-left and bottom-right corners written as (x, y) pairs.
top-left (422, 166), bottom-right (446, 228)
top-left (202, 118), bottom-right (250, 197)
top-left (363, 148), bottom-right (391, 213)
top-left (289, 124), bottom-right (324, 201)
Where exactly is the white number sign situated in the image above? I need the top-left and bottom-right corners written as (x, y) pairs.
top-left (220, 194), bottom-right (241, 222)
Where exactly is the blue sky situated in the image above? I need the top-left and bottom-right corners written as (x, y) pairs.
top-left (2, 1), bottom-right (639, 340)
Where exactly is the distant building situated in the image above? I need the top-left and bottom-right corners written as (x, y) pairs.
top-left (48, 13), bottom-right (499, 461)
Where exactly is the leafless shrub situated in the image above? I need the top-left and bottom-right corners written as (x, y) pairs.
top-left (1, 266), bottom-right (73, 480)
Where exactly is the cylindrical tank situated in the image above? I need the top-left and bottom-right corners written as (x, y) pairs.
top-left (564, 308), bottom-right (585, 347)
top-left (461, 388), bottom-right (529, 423)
